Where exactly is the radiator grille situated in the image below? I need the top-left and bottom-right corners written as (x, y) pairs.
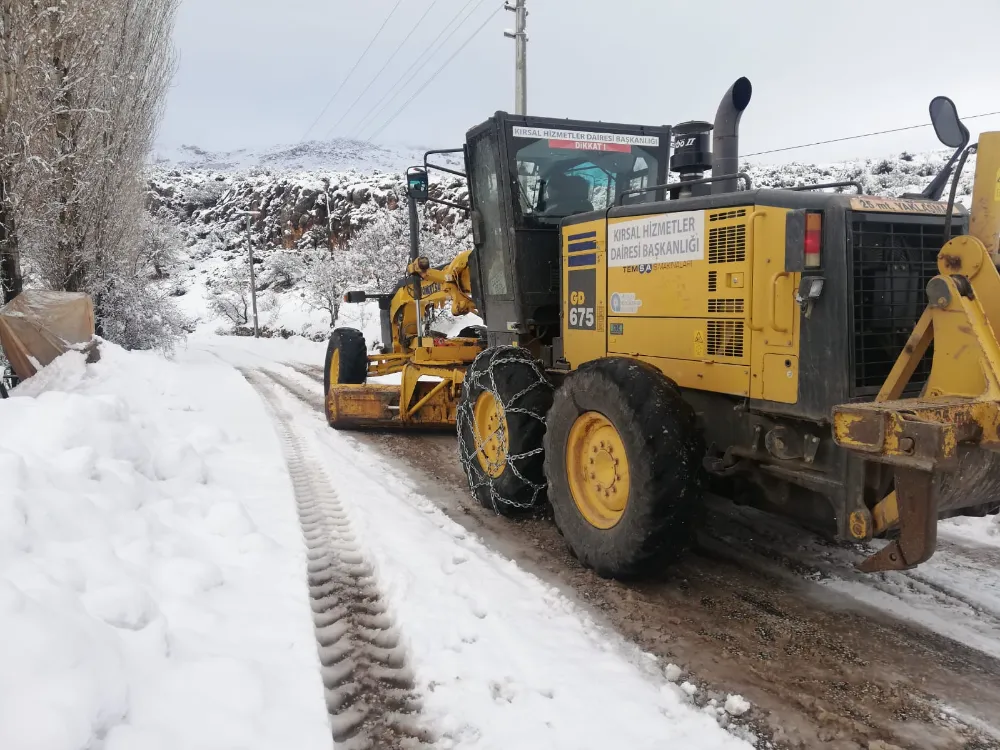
top-left (851, 218), bottom-right (949, 393)
top-left (709, 209), bottom-right (747, 222)
top-left (707, 320), bottom-right (744, 358)
top-left (708, 298), bottom-right (745, 313)
top-left (709, 225), bottom-right (746, 263)
top-left (708, 271), bottom-right (718, 292)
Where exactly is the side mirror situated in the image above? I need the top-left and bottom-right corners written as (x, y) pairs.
top-left (929, 96), bottom-right (969, 149)
top-left (912, 96), bottom-right (971, 201)
top-left (406, 166), bottom-right (429, 203)
top-left (343, 290), bottom-right (367, 304)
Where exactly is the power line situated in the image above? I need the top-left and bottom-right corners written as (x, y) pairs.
top-left (745, 111), bottom-right (1000, 158)
top-left (324, 0), bottom-right (444, 139)
top-left (300, 0), bottom-right (403, 142)
top-left (351, 0), bottom-right (489, 140)
top-left (368, 3), bottom-right (504, 142)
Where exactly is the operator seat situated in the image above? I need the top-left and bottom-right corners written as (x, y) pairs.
top-left (544, 173), bottom-right (593, 216)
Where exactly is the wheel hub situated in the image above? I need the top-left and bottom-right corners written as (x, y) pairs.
top-left (473, 390), bottom-right (508, 479)
top-left (566, 411), bottom-right (630, 529)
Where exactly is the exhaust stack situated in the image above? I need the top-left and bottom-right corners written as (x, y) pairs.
top-left (712, 77), bottom-right (752, 194)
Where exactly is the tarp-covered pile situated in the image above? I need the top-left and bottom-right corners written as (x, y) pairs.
top-left (0, 291), bottom-right (95, 380)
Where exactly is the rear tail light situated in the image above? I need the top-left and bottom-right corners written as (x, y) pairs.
top-left (805, 212), bottom-right (822, 268)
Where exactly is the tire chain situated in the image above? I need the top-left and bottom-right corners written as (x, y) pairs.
top-left (245, 372), bottom-right (434, 750)
top-left (456, 352), bottom-right (552, 514)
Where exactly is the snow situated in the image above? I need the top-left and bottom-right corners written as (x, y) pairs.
top-left (0, 343), bottom-right (331, 750)
top-left (665, 663), bottom-right (683, 682)
top-left (941, 514), bottom-right (1000, 548)
top-left (2, 337), bottom-right (752, 749)
top-left (725, 695), bottom-right (751, 717)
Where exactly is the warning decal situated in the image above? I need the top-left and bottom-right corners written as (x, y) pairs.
top-left (512, 126), bottom-right (660, 148)
top-left (693, 329), bottom-right (705, 357)
top-left (849, 196), bottom-right (962, 215)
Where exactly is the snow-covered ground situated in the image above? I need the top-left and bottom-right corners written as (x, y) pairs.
top-left (0, 337), bottom-right (755, 749)
top-left (0, 343), bottom-right (331, 750)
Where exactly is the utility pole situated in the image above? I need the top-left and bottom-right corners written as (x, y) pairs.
top-left (238, 210), bottom-right (261, 338)
top-left (504, 0), bottom-right (527, 115)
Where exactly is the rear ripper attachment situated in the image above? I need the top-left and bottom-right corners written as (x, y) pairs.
top-left (833, 101), bottom-right (1000, 572)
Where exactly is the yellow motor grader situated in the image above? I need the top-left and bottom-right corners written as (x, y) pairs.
top-left (325, 80), bottom-right (1000, 577)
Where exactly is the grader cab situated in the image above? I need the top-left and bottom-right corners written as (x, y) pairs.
top-left (325, 79), bottom-right (1000, 577)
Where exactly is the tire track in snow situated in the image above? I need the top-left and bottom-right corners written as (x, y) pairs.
top-left (260, 366), bottom-right (327, 411)
top-left (244, 371), bottom-right (433, 750)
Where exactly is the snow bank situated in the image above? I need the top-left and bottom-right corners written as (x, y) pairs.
top-left (0, 344), bottom-right (331, 750)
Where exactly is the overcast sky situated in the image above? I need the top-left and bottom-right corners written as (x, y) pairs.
top-left (158, 0), bottom-right (1000, 164)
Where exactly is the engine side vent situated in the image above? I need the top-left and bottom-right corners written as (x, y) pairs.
top-left (709, 209), bottom-right (747, 222)
top-left (707, 320), bottom-right (744, 358)
top-left (708, 298), bottom-right (745, 313)
top-left (708, 271), bottom-right (718, 292)
top-left (709, 225), bottom-right (746, 263)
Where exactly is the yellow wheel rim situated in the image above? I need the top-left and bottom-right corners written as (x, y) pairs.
top-left (566, 411), bottom-right (630, 529)
top-left (473, 390), bottom-right (508, 479)
top-left (330, 349), bottom-right (341, 384)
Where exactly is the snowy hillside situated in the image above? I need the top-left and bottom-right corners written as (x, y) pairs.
top-left (148, 165), bottom-right (472, 341)
top-left (152, 138), bottom-right (463, 176)
top-left (149, 147), bottom-right (975, 342)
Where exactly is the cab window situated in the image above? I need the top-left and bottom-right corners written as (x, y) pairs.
top-left (510, 133), bottom-right (660, 228)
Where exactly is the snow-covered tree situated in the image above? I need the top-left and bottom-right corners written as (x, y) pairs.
top-left (345, 210), bottom-right (465, 294)
top-left (265, 251), bottom-right (304, 291)
top-left (348, 211), bottom-right (409, 294)
top-left (208, 263), bottom-right (253, 327)
top-left (136, 211), bottom-right (183, 279)
top-left (303, 250), bottom-right (350, 327)
top-left (0, 0), bottom-right (181, 349)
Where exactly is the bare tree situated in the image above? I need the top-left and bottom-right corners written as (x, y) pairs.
top-left (208, 263), bottom-right (252, 327)
top-left (304, 250), bottom-right (350, 327)
top-left (348, 211), bottom-right (409, 294)
top-left (0, 0), bottom-right (181, 347)
top-left (0, 1), bottom-right (54, 302)
top-left (136, 211), bottom-right (183, 279)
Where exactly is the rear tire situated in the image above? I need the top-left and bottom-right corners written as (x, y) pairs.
top-left (457, 347), bottom-right (553, 516)
top-left (543, 358), bottom-right (704, 578)
top-left (324, 328), bottom-right (368, 396)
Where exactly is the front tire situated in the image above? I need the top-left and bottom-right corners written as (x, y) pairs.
top-left (457, 347), bottom-right (553, 516)
top-left (324, 328), bottom-right (368, 394)
top-left (544, 358), bottom-right (704, 578)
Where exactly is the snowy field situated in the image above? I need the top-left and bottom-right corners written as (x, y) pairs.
top-left (0, 337), bottom-right (754, 750)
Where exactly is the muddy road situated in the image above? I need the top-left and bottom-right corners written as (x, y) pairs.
top-left (275, 364), bottom-right (1000, 750)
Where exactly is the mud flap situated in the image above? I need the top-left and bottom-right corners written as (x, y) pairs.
top-left (858, 468), bottom-right (939, 572)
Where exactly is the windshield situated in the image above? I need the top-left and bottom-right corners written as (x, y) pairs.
top-left (510, 127), bottom-right (661, 227)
